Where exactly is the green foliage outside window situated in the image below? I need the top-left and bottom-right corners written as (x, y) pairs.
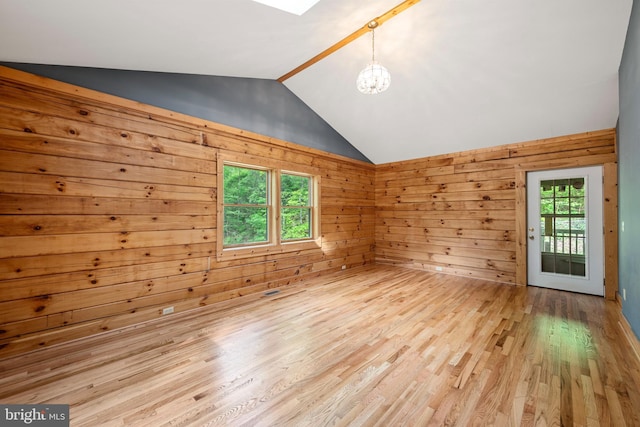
top-left (539, 178), bottom-right (586, 255)
top-left (539, 178), bottom-right (586, 229)
top-left (281, 174), bottom-right (312, 240)
top-left (223, 165), bottom-right (268, 245)
top-left (222, 166), bottom-right (314, 246)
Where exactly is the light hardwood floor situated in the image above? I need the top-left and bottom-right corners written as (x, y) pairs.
top-left (1, 265), bottom-right (639, 426)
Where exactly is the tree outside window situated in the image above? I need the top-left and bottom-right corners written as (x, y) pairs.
top-left (220, 162), bottom-right (318, 255)
top-left (281, 173), bottom-right (312, 241)
top-left (223, 165), bottom-right (269, 246)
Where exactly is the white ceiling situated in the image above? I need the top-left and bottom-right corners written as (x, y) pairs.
top-left (0, 0), bottom-right (632, 164)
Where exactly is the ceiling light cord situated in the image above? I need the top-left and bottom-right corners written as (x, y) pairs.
top-left (371, 29), bottom-right (376, 62)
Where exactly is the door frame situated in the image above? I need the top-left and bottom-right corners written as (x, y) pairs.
top-left (526, 166), bottom-right (604, 295)
top-left (514, 160), bottom-right (618, 300)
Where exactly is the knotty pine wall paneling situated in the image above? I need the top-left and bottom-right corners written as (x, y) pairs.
top-left (0, 66), bottom-right (375, 358)
top-left (375, 129), bottom-right (617, 294)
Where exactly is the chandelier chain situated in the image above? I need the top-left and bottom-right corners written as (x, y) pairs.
top-left (371, 29), bottom-right (376, 62)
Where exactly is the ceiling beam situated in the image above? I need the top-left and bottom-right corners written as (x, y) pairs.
top-left (277, 0), bottom-right (421, 83)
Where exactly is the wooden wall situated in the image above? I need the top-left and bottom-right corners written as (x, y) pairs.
top-left (375, 129), bottom-right (617, 291)
top-left (0, 67), bottom-right (375, 358)
top-left (0, 65), bottom-right (620, 360)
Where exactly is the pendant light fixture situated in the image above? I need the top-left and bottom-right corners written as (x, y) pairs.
top-left (356, 20), bottom-right (391, 95)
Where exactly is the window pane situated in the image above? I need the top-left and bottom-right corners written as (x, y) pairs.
top-left (555, 179), bottom-right (570, 197)
top-left (570, 216), bottom-right (586, 233)
top-left (223, 165), bottom-right (267, 204)
top-left (555, 197), bottom-right (569, 215)
top-left (281, 208), bottom-right (311, 240)
top-left (538, 175), bottom-right (588, 277)
top-left (570, 178), bottom-right (585, 197)
top-left (281, 174), bottom-right (310, 206)
top-left (224, 207), bottom-right (268, 245)
top-left (570, 198), bottom-right (585, 215)
top-left (540, 201), bottom-right (554, 215)
top-left (540, 180), bottom-right (555, 199)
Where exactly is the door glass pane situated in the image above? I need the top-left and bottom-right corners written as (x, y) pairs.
top-left (539, 177), bottom-right (587, 277)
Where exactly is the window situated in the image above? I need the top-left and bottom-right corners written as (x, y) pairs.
top-left (217, 154), bottom-right (320, 259)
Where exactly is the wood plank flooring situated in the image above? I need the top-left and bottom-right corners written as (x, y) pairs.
top-left (1, 265), bottom-right (639, 426)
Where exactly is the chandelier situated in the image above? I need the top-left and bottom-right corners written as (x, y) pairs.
top-left (356, 21), bottom-right (391, 95)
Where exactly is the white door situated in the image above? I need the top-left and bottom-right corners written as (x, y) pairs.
top-left (527, 166), bottom-right (604, 295)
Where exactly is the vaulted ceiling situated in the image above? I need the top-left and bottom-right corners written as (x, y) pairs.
top-left (0, 0), bottom-right (632, 163)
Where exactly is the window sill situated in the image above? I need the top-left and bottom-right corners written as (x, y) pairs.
top-left (216, 238), bottom-right (321, 261)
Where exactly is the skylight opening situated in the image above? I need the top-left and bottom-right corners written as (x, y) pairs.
top-left (251, 0), bottom-right (321, 16)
